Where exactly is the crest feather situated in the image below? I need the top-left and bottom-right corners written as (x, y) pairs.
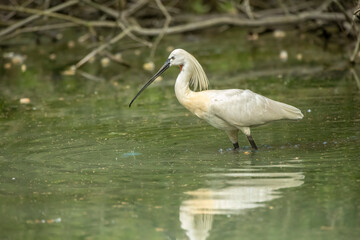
top-left (187, 53), bottom-right (209, 91)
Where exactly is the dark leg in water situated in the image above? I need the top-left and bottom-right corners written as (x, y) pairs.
top-left (247, 135), bottom-right (258, 150)
top-left (233, 142), bottom-right (239, 150)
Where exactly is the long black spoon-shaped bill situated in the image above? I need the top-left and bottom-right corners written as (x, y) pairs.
top-left (129, 59), bottom-right (171, 107)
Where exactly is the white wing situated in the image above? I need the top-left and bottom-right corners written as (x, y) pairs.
top-left (207, 89), bottom-right (303, 127)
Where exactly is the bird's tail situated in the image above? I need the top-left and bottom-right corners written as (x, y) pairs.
top-left (279, 102), bottom-right (304, 120)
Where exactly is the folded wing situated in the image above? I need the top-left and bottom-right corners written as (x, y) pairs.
top-left (209, 89), bottom-right (303, 127)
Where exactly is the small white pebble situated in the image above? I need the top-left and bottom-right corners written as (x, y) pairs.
top-left (143, 61), bottom-right (155, 72)
top-left (49, 53), bottom-right (56, 60)
top-left (166, 46), bottom-right (175, 52)
top-left (67, 40), bottom-right (75, 48)
top-left (21, 64), bottom-right (27, 72)
top-left (61, 65), bottom-right (76, 76)
top-left (101, 57), bottom-right (110, 67)
top-left (20, 98), bottom-right (30, 104)
top-left (307, 109), bottom-right (311, 113)
top-left (154, 76), bottom-right (163, 82)
top-left (279, 50), bottom-right (288, 61)
top-left (296, 53), bottom-right (303, 61)
top-left (273, 30), bottom-right (286, 38)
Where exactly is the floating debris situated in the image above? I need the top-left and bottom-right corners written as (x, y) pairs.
top-left (49, 53), bottom-right (56, 60)
top-left (3, 52), bottom-right (26, 64)
top-left (273, 30), bottom-right (286, 38)
top-left (279, 50), bottom-right (288, 61)
top-left (20, 98), bottom-right (31, 104)
top-left (4, 63), bottom-right (11, 69)
top-left (247, 32), bottom-right (259, 41)
top-left (122, 152), bottom-right (142, 158)
top-left (166, 46), bottom-right (175, 52)
top-left (56, 33), bottom-right (63, 40)
top-left (21, 64), bottom-right (27, 72)
top-left (67, 40), bottom-right (75, 48)
top-left (62, 67), bottom-right (76, 76)
top-left (143, 61), bottom-right (155, 72)
top-left (114, 53), bottom-right (122, 61)
top-left (101, 57), bottom-right (110, 67)
top-left (296, 53), bottom-right (303, 61)
top-left (27, 217), bottom-right (61, 224)
top-left (154, 76), bottom-right (163, 83)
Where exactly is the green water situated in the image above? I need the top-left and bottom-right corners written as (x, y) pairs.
top-left (0, 30), bottom-right (359, 239)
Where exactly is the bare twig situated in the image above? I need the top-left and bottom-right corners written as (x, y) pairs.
top-left (277, 0), bottom-right (290, 15)
top-left (149, 0), bottom-right (172, 60)
top-left (77, 70), bottom-right (105, 82)
top-left (3, 0), bottom-right (34, 21)
top-left (333, 0), bottom-right (353, 23)
top-left (243, 0), bottom-right (254, 19)
top-left (116, 20), bottom-right (152, 47)
top-left (350, 32), bottom-right (360, 63)
top-left (317, 0), bottom-right (334, 12)
top-left (0, 0), bottom-right (78, 38)
top-left (82, 0), bottom-right (120, 18)
top-left (75, 29), bottom-right (131, 69)
top-left (350, 68), bottom-right (360, 90)
top-left (0, 3), bottom-right (88, 27)
top-left (102, 50), bottom-right (131, 68)
top-left (350, 1), bottom-right (360, 64)
top-left (1, 22), bottom-right (77, 41)
top-left (121, 0), bottom-right (149, 20)
top-left (82, 0), bottom-right (151, 47)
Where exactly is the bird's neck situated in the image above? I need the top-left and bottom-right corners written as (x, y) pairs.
top-left (174, 65), bottom-right (193, 104)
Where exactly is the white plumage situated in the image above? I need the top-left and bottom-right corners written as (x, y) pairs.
top-left (130, 49), bottom-right (303, 150)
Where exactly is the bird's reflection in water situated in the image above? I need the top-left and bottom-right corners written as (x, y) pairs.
top-left (180, 164), bottom-right (304, 240)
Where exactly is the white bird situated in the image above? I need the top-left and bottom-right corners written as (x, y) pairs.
top-left (129, 49), bottom-right (303, 150)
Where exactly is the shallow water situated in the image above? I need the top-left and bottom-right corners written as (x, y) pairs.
top-left (1, 30), bottom-right (360, 239)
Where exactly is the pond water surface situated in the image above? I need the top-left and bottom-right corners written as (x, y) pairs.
top-left (0, 30), bottom-right (359, 239)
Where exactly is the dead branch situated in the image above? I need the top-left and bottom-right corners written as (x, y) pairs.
top-left (0, 0), bottom-right (356, 69)
top-left (0, 3), bottom-right (88, 27)
top-left (82, 0), bottom-right (151, 47)
top-left (132, 11), bottom-right (346, 36)
top-left (0, 0), bottom-right (78, 38)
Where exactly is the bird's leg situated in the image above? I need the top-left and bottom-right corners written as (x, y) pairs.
top-left (247, 135), bottom-right (258, 150)
top-left (226, 130), bottom-right (239, 150)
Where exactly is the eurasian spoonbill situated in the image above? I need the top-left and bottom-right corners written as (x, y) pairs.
top-left (129, 49), bottom-right (303, 150)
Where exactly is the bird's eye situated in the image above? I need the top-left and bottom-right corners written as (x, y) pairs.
top-left (171, 56), bottom-right (175, 60)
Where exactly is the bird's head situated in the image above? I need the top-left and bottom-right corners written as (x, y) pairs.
top-left (168, 49), bottom-right (187, 67)
top-left (129, 49), bottom-right (188, 107)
